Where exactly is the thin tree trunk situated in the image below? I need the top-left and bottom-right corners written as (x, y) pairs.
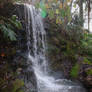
top-left (79, 0), bottom-right (83, 27)
top-left (87, 0), bottom-right (91, 31)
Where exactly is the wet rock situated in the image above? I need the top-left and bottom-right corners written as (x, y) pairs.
top-left (86, 75), bottom-right (92, 85)
top-left (7, 4), bottom-right (38, 92)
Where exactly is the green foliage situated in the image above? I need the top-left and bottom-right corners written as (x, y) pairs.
top-left (0, 24), bottom-right (17, 41)
top-left (41, 10), bottom-right (47, 18)
top-left (70, 64), bottom-right (79, 78)
top-left (86, 69), bottom-right (92, 76)
top-left (0, 0), bottom-right (22, 4)
top-left (35, 0), bottom-right (72, 25)
top-left (0, 60), bottom-right (24, 92)
top-left (12, 79), bottom-right (24, 92)
top-left (10, 15), bottom-right (22, 29)
top-left (47, 9), bottom-right (92, 79)
top-left (80, 33), bottom-right (92, 59)
top-left (0, 1), bottom-right (23, 92)
top-left (1, 79), bottom-right (24, 92)
top-left (83, 57), bottom-right (92, 65)
top-left (0, 15), bottom-right (22, 41)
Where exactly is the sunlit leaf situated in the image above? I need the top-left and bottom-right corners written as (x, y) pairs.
top-left (56, 9), bottom-right (59, 14)
top-left (48, 10), bottom-right (54, 18)
top-left (41, 10), bottom-right (47, 18)
top-left (56, 17), bottom-right (62, 24)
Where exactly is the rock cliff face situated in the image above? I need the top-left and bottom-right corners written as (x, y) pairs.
top-left (0, 3), bottom-right (92, 92)
top-left (0, 4), bottom-right (38, 92)
top-left (13, 4), bottom-right (38, 92)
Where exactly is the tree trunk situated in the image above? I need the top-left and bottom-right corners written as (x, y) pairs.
top-left (79, 0), bottom-right (83, 27)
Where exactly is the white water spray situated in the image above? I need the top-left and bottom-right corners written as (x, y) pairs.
top-left (24, 4), bottom-right (86, 92)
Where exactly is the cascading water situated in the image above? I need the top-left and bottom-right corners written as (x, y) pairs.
top-left (24, 4), bottom-right (86, 92)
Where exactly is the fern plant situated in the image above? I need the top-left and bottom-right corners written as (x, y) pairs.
top-left (0, 15), bottom-right (22, 41)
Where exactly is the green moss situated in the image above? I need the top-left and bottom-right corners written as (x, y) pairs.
top-left (83, 57), bottom-right (92, 65)
top-left (70, 64), bottom-right (79, 78)
top-left (1, 79), bottom-right (24, 92)
top-left (86, 69), bottom-right (92, 75)
top-left (12, 79), bottom-right (24, 92)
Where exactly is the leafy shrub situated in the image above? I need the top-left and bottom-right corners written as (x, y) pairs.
top-left (70, 64), bottom-right (79, 78)
top-left (86, 69), bottom-right (92, 76)
top-left (12, 79), bottom-right (24, 92)
top-left (0, 61), bottom-right (24, 92)
top-left (83, 57), bottom-right (92, 65)
top-left (0, 15), bottom-right (22, 41)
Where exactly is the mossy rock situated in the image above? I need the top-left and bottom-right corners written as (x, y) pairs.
top-left (70, 64), bottom-right (79, 78)
top-left (86, 69), bottom-right (92, 76)
top-left (12, 79), bottom-right (24, 92)
top-left (83, 57), bottom-right (92, 65)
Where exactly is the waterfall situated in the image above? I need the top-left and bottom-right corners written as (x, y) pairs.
top-left (24, 4), bottom-right (86, 92)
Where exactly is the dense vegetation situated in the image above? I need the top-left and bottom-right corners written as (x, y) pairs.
top-left (35, 0), bottom-right (92, 91)
top-left (0, 0), bottom-right (92, 92)
top-left (0, 1), bottom-right (24, 92)
top-left (36, 0), bottom-right (92, 75)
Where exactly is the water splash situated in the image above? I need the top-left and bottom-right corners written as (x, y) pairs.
top-left (24, 4), bottom-right (86, 92)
